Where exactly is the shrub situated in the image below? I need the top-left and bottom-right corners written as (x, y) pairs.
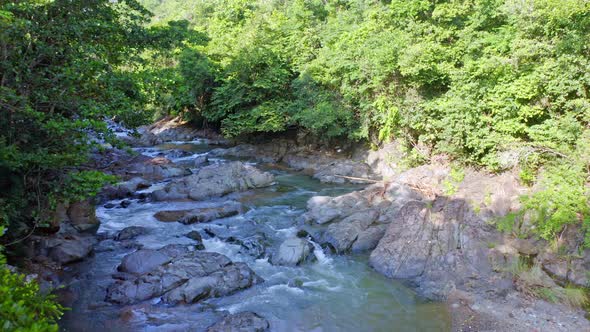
top-left (0, 228), bottom-right (64, 331)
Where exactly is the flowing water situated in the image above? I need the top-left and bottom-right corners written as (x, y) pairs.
top-left (59, 139), bottom-right (451, 332)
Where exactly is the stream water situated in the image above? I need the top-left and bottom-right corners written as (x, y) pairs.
top-left (59, 139), bottom-right (451, 331)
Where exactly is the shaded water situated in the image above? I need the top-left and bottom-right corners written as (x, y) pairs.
top-left (59, 140), bottom-right (451, 331)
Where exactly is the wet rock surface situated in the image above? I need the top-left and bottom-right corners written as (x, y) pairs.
top-left (67, 200), bottom-right (100, 233)
top-left (154, 202), bottom-right (243, 224)
top-left (206, 312), bottom-right (270, 332)
top-left (271, 237), bottom-right (312, 266)
top-left (31, 224), bottom-right (97, 265)
top-left (115, 226), bottom-right (149, 241)
top-left (107, 247), bottom-right (262, 305)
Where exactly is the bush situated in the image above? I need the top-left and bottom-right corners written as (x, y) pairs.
top-left (0, 228), bottom-right (64, 331)
top-left (511, 261), bottom-right (588, 307)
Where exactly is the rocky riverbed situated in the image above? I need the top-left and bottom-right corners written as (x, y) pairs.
top-left (22, 117), bottom-right (590, 331)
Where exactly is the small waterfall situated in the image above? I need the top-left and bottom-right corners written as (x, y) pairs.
top-left (308, 238), bottom-right (332, 265)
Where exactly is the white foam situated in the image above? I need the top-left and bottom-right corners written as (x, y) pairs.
top-left (309, 239), bottom-right (332, 265)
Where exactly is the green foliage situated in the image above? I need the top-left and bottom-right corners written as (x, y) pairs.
top-left (495, 211), bottom-right (520, 236)
top-left (0, 0), bottom-right (182, 240)
top-left (511, 261), bottom-right (588, 307)
top-left (521, 164), bottom-right (590, 244)
top-left (3, 0), bottom-right (587, 250)
top-left (443, 166), bottom-right (465, 196)
top-left (0, 228), bottom-right (64, 331)
top-left (58, 171), bottom-right (117, 205)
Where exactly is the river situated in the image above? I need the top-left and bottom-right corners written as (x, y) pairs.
top-left (59, 139), bottom-right (450, 331)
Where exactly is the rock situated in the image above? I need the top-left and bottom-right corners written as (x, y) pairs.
top-left (154, 202), bottom-right (243, 224)
top-left (104, 203), bottom-right (116, 209)
top-left (369, 198), bottom-right (495, 300)
top-left (507, 238), bottom-right (540, 256)
top-left (194, 155), bottom-right (208, 167)
top-left (107, 250), bottom-right (262, 305)
top-left (207, 312), bottom-right (270, 332)
top-left (271, 237), bottom-right (312, 266)
top-left (313, 160), bottom-right (374, 184)
top-left (567, 257), bottom-right (590, 287)
top-left (118, 249), bottom-right (172, 275)
top-left (48, 203), bottom-right (69, 231)
top-left (48, 237), bottom-right (96, 264)
top-left (365, 141), bottom-right (403, 179)
top-left (320, 209), bottom-right (380, 253)
top-left (303, 196), bottom-right (342, 224)
top-left (102, 177), bottom-right (150, 200)
top-left (162, 262), bottom-right (261, 304)
top-left (127, 157), bottom-right (189, 181)
top-left (120, 200), bottom-right (132, 208)
top-left (164, 149), bottom-right (193, 159)
top-left (185, 231), bottom-right (205, 250)
top-left (158, 244), bottom-right (193, 258)
top-left (226, 234), bottom-right (267, 259)
top-left (154, 210), bottom-right (190, 222)
top-left (67, 200), bottom-right (99, 233)
top-left (322, 221), bottom-right (364, 253)
top-left (152, 162), bottom-right (274, 201)
top-left (38, 232), bottom-right (97, 264)
top-left (351, 225), bottom-right (387, 253)
top-left (115, 226), bottom-right (149, 241)
top-left (541, 251), bottom-right (590, 287)
top-left (179, 203), bottom-right (243, 224)
top-left (185, 231), bottom-right (203, 242)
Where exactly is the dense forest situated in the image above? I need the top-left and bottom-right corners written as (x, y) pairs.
top-left (1, 0), bottom-right (589, 330)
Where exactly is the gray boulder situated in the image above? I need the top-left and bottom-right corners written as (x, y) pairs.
top-left (320, 209), bottom-right (379, 253)
top-left (162, 262), bottom-right (261, 304)
top-left (351, 225), bottom-right (387, 252)
top-left (271, 238), bottom-right (312, 266)
top-left (102, 177), bottom-right (150, 200)
top-left (115, 226), bottom-right (149, 241)
top-left (127, 157), bottom-right (189, 181)
top-left (46, 235), bottom-right (97, 264)
top-left (152, 162), bottom-right (274, 201)
top-left (118, 249), bottom-right (172, 275)
top-left (67, 200), bottom-right (100, 233)
top-left (369, 199), bottom-right (495, 299)
top-left (106, 249), bottom-right (262, 305)
top-left (207, 312), bottom-right (270, 332)
top-left (313, 160), bottom-right (374, 184)
top-left (154, 202), bottom-right (243, 224)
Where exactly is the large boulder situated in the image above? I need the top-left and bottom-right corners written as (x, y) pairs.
top-left (271, 237), bottom-right (312, 266)
top-left (207, 312), bottom-right (270, 332)
top-left (313, 160), bottom-right (374, 184)
top-left (369, 198), bottom-right (496, 299)
top-left (321, 209), bottom-right (379, 253)
top-left (154, 202), bottom-right (243, 224)
top-left (102, 177), bottom-right (150, 200)
top-left (152, 162), bottom-right (274, 201)
top-left (33, 227), bottom-right (97, 265)
top-left (162, 262), bottom-right (261, 304)
top-left (67, 200), bottom-right (100, 233)
top-left (118, 249), bottom-right (172, 275)
top-left (301, 184), bottom-right (411, 253)
top-left (115, 226), bottom-right (149, 241)
top-left (127, 157), bottom-right (189, 180)
top-left (47, 236), bottom-right (96, 264)
top-left (106, 248), bottom-right (262, 305)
